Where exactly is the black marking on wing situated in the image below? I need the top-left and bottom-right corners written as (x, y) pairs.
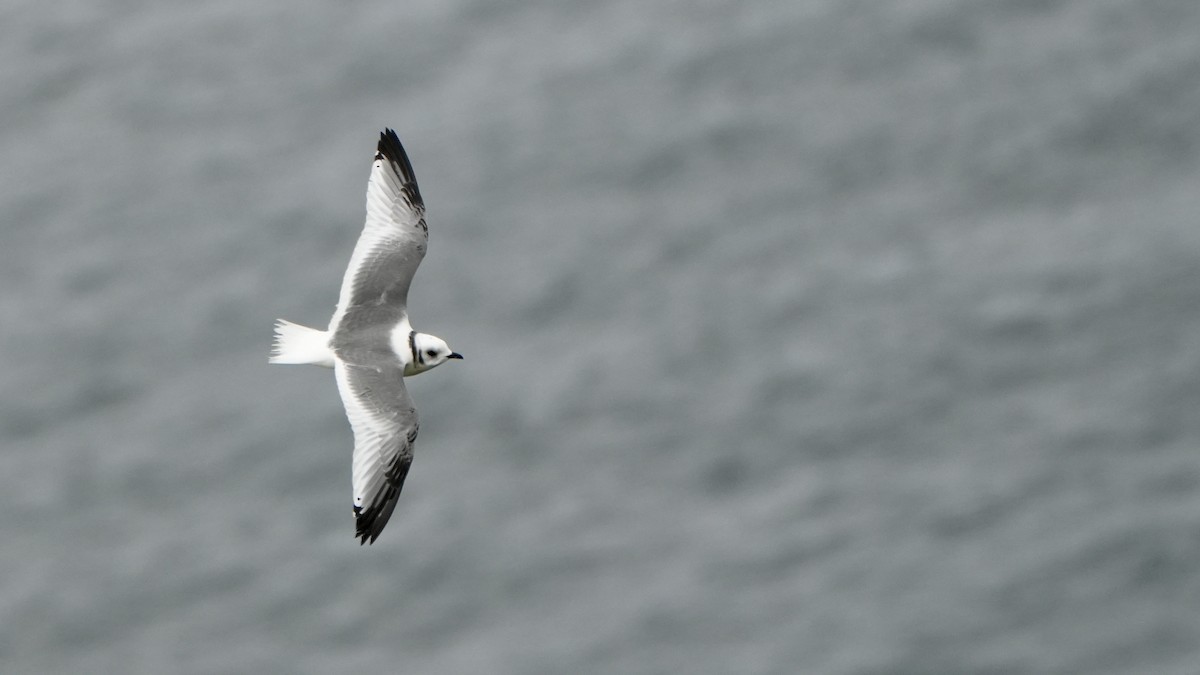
top-left (339, 361), bottom-right (419, 545)
top-left (377, 128), bottom-right (424, 212)
top-left (354, 423), bottom-right (419, 545)
top-left (340, 128), bottom-right (429, 312)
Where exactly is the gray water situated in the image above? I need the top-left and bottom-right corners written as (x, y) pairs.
top-left (4, 1), bottom-right (1200, 673)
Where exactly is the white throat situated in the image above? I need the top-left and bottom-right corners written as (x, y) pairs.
top-left (388, 318), bottom-right (421, 375)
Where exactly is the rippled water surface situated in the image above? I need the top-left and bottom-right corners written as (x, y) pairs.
top-left (4, 1), bottom-right (1200, 673)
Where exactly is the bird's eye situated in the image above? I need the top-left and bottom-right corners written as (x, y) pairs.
top-left (426, 349), bottom-right (437, 357)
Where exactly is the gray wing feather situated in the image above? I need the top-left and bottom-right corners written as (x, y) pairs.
top-left (328, 129), bottom-right (429, 333)
top-left (334, 359), bottom-right (419, 545)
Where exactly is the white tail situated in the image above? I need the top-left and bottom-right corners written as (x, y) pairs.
top-left (269, 319), bottom-right (335, 367)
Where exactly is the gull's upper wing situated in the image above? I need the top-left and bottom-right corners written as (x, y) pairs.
top-left (334, 359), bottom-right (419, 545)
top-left (329, 129), bottom-right (429, 333)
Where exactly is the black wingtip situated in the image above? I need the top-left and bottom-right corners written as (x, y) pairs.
top-left (350, 418), bottom-right (416, 547)
top-left (375, 127), bottom-right (419, 187)
top-left (354, 484), bottom-right (404, 546)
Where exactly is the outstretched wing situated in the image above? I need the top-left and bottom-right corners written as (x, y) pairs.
top-left (334, 359), bottom-right (419, 545)
top-left (329, 129), bottom-right (429, 333)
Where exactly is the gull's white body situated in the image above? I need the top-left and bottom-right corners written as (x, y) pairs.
top-left (270, 129), bottom-right (460, 544)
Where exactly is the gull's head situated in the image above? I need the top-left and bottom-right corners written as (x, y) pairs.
top-left (409, 332), bottom-right (463, 375)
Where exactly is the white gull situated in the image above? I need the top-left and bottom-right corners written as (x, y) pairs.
top-left (270, 128), bottom-right (462, 544)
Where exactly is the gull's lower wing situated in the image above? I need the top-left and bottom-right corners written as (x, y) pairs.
top-left (334, 359), bottom-right (419, 545)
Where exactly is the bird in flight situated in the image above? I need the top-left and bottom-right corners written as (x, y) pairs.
top-left (270, 129), bottom-right (462, 544)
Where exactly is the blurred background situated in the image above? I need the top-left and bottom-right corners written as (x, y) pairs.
top-left (3, 0), bottom-right (1200, 673)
